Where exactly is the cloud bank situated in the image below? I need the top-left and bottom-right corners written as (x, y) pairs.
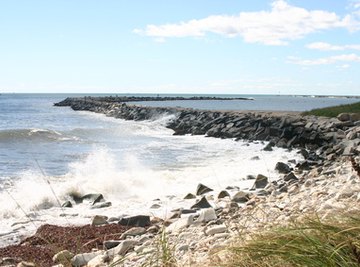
top-left (134, 0), bottom-right (359, 45)
top-left (289, 54), bottom-right (360, 65)
top-left (306, 42), bottom-right (360, 51)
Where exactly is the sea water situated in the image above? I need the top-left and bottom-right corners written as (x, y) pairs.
top-left (0, 93), bottom-right (358, 246)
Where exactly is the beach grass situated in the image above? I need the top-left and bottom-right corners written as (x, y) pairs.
top-left (302, 101), bottom-right (360, 117)
top-left (222, 213), bottom-right (360, 267)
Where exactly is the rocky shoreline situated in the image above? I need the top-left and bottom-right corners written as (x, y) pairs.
top-left (1, 97), bottom-right (359, 266)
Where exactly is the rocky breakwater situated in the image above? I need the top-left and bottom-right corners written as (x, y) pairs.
top-left (55, 97), bottom-right (360, 165)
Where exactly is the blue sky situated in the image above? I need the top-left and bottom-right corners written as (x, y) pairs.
top-left (0, 0), bottom-right (359, 95)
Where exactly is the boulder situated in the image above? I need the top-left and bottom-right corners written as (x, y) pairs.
top-left (71, 251), bottom-right (103, 267)
top-left (90, 201), bottom-right (112, 209)
top-left (61, 201), bottom-right (72, 208)
top-left (350, 113), bottom-right (360, 122)
top-left (118, 215), bottom-right (150, 227)
top-left (218, 190), bottom-right (230, 199)
top-left (196, 183), bottom-right (213, 195)
top-left (82, 193), bottom-right (105, 205)
top-left (205, 225), bottom-right (227, 235)
top-left (231, 191), bottom-right (250, 203)
top-left (191, 196), bottom-right (212, 209)
top-left (183, 193), bottom-right (196, 199)
top-left (167, 215), bottom-right (195, 233)
top-left (275, 162), bottom-right (291, 174)
top-left (104, 240), bottom-right (121, 250)
top-left (253, 174), bottom-right (268, 189)
top-left (91, 215), bottom-right (108, 226)
top-left (107, 240), bottom-right (138, 257)
top-left (196, 208), bottom-right (217, 223)
top-left (120, 227), bottom-right (146, 239)
top-left (284, 172), bottom-right (298, 182)
top-left (337, 113), bottom-right (351, 122)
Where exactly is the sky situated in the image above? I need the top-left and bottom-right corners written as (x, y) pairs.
top-left (0, 0), bottom-right (360, 95)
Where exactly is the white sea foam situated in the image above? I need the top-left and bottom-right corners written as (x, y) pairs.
top-left (0, 113), bottom-right (303, 246)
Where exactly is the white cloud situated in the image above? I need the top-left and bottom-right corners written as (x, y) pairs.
top-left (288, 54), bottom-right (360, 65)
top-left (306, 42), bottom-right (360, 51)
top-left (134, 0), bottom-right (359, 45)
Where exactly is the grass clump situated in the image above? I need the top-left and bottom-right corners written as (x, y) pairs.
top-left (224, 213), bottom-right (360, 267)
top-left (302, 101), bottom-right (360, 117)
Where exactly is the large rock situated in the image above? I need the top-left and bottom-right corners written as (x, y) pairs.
top-left (166, 215), bottom-right (195, 233)
top-left (231, 191), bottom-right (250, 203)
top-left (53, 250), bottom-right (74, 264)
top-left (350, 113), bottom-right (360, 122)
top-left (275, 162), bottom-right (291, 174)
top-left (107, 240), bottom-right (138, 256)
top-left (71, 251), bottom-right (103, 267)
top-left (91, 215), bottom-right (108, 226)
top-left (191, 196), bottom-right (212, 209)
top-left (284, 172), bottom-right (298, 182)
top-left (183, 193), bottom-right (196, 199)
top-left (118, 215), bottom-right (150, 227)
top-left (196, 183), bottom-right (213, 195)
top-left (218, 190), bottom-right (230, 199)
top-left (253, 174), bottom-right (268, 189)
top-left (196, 208), bottom-right (217, 223)
top-left (337, 113), bottom-right (351, 122)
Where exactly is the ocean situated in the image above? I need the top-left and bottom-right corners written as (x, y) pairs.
top-left (0, 93), bottom-right (358, 246)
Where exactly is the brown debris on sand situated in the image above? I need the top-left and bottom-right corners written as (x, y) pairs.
top-left (0, 223), bottom-right (130, 267)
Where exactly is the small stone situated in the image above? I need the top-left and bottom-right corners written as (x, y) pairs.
top-left (166, 215), bottom-right (195, 233)
top-left (275, 162), bottom-right (291, 174)
top-left (52, 250), bottom-right (74, 264)
top-left (232, 191), bottom-right (250, 203)
top-left (250, 156), bottom-right (260, 160)
top-left (253, 174), bottom-right (268, 189)
top-left (107, 240), bottom-right (138, 257)
top-left (196, 183), bottom-right (213, 195)
top-left (176, 244), bottom-right (189, 252)
top-left (337, 113), bottom-right (350, 122)
top-left (284, 172), bottom-right (298, 182)
top-left (104, 240), bottom-right (121, 250)
top-left (191, 196), bottom-right (212, 209)
top-left (218, 190), bottom-right (230, 199)
top-left (90, 201), bottom-right (112, 209)
top-left (196, 208), bottom-right (217, 223)
top-left (150, 204), bottom-right (161, 209)
top-left (118, 215), bottom-right (150, 227)
top-left (61, 201), bottom-right (72, 208)
top-left (87, 254), bottom-right (108, 267)
top-left (71, 251), bottom-right (103, 267)
top-left (120, 227), bottom-right (146, 239)
top-left (91, 215), bottom-right (108, 226)
top-left (183, 193), bottom-right (196, 199)
top-left (17, 262), bottom-right (35, 267)
top-left (205, 225), bottom-right (227, 235)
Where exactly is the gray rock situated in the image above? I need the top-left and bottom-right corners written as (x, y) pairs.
top-left (183, 193), bottom-right (196, 199)
top-left (107, 240), bottom-right (138, 256)
top-left (90, 201), bottom-right (112, 209)
top-left (91, 215), bottom-right (108, 226)
top-left (71, 251), bottom-right (103, 267)
top-left (118, 215), bottom-right (150, 227)
top-left (275, 162), bottom-right (291, 174)
top-left (350, 113), bottom-right (360, 122)
top-left (120, 227), bottom-right (146, 239)
top-left (217, 190), bottom-right (230, 199)
top-left (104, 240), bottom-right (121, 250)
top-left (284, 172), bottom-right (298, 182)
top-left (191, 196), bottom-right (212, 209)
top-left (61, 201), bottom-right (72, 208)
top-left (337, 113), bottom-right (351, 122)
top-left (52, 250), bottom-right (74, 264)
top-left (250, 156), bottom-right (260, 160)
top-left (232, 191), bottom-right (250, 203)
top-left (196, 208), bottom-right (217, 223)
top-left (253, 174), bottom-right (268, 189)
top-left (196, 183), bottom-right (213, 195)
top-left (205, 225), bottom-right (227, 235)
